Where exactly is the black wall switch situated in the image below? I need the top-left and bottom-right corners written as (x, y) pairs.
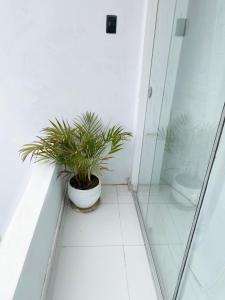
top-left (106, 15), bottom-right (117, 34)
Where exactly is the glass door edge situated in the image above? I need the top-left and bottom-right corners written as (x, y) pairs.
top-left (172, 103), bottom-right (225, 300)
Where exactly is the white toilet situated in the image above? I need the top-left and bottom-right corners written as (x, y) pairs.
top-left (171, 173), bottom-right (201, 207)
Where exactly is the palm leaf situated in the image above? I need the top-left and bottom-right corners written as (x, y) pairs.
top-left (20, 112), bottom-right (132, 186)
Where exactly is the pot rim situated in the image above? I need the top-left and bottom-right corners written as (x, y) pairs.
top-left (68, 175), bottom-right (101, 192)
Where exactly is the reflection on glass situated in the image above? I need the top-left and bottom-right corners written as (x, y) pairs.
top-left (137, 0), bottom-right (225, 298)
top-left (137, 99), bottom-right (157, 219)
top-left (158, 114), bottom-right (215, 206)
top-left (179, 121), bottom-right (225, 300)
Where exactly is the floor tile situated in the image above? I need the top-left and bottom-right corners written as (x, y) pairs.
top-left (137, 184), bottom-right (175, 207)
top-left (46, 185), bottom-right (158, 300)
top-left (137, 184), bottom-right (149, 195)
top-left (149, 186), bottom-right (175, 204)
top-left (151, 245), bottom-right (179, 299)
top-left (150, 184), bottom-right (172, 195)
top-left (117, 185), bottom-right (130, 195)
top-left (139, 202), bottom-right (148, 220)
top-left (117, 185), bottom-right (134, 203)
top-left (147, 203), bottom-right (181, 245)
top-left (124, 246), bottom-right (157, 300)
top-left (101, 185), bottom-right (118, 204)
top-left (61, 204), bottom-right (122, 246)
top-left (167, 203), bottom-right (195, 244)
top-left (119, 204), bottom-right (144, 245)
top-left (47, 246), bottom-right (129, 300)
top-left (118, 192), bottom-right (134, 204)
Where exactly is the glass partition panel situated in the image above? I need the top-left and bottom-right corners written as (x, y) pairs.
top-left (137, 99), bottom-right (155, 219)
top-left (137, 0), bottom-right (225, 298)
top-left (179, 114), bottom-right (225, 300)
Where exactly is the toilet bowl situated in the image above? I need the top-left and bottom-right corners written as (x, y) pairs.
top-left (171, 173), bottom-right (201, 207)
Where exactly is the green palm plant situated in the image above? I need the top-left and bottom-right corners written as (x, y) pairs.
top-left (20, 112), bottom-right (132, 189)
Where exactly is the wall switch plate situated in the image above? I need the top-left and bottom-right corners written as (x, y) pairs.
top-left (106, 15), bottom-right (117, 34)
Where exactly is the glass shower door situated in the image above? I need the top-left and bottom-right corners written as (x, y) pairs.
top-left (137, 0), bottom-right (225, 298)
top-left (179, 107), bottom-right (225, 300)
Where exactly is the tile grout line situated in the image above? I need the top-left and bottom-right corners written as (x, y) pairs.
top-left (59, 244), bottom-right (143, 248)
top-left (47, 185), bottom-right (146, 300)
top-left (122, 246), bottom-right (132, 300)
top-left (116, 185), bottom-right (131, 300)
top-left (59, 187), bottom-right (143, 249)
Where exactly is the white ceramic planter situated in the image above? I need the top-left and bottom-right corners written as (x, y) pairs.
top-left (68, 177), bottom-right (101, 209)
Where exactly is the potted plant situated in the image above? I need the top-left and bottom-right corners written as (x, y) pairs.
top-left (20, 112), bottom-right (131, 210)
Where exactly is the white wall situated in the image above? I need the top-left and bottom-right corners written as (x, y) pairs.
top-left (0, 0), bottom-right (146, 237)
top-left (13, 166), bottom-right (63, 300)
top-left (0, 164), bottom-right (60, 300)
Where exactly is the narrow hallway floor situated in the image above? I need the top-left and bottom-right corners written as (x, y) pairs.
top-left (46, 185), bottom-right (157, 300)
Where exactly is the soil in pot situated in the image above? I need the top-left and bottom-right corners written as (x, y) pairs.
top-left (70, 174), bottom-right (99, 190)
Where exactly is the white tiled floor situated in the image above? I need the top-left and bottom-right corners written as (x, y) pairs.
top-left (137, 184), bottom-right (196, 299)
top-left (46, 185), bottom-right (157, 300)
